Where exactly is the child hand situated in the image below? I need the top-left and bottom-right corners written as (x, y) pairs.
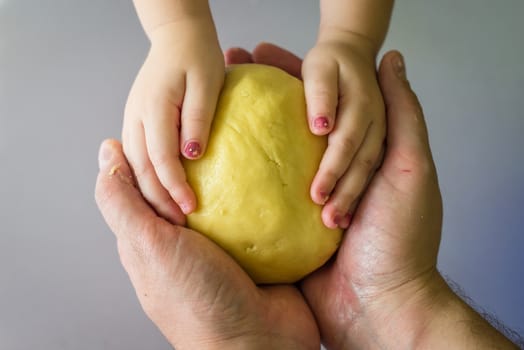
top-left (303, 37), bottom-right (386, 229)
top-left (123, 20), bottom-right (224, 224)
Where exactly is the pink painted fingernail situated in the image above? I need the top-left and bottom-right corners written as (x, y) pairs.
top-left (313, 116), bottom-right (329, 130)
top-left (184, 141), bottom-right (201, 159)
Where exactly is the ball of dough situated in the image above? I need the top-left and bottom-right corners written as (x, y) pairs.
top-left (183, 64), bottom-right (342, 284)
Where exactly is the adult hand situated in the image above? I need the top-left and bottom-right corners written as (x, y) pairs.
top-left (95, 140), bottom-right (319, 349)
top-left (226, 43), bottom-right (517, 349)
top-left (301, 49), bottom-right (444, 349)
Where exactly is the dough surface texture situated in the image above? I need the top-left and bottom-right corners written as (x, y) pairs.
top-left (184, 64), bottom-right (342, 284)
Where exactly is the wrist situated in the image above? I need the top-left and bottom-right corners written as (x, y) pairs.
top-left (177, 332), bottom-right (308, 350)
top-left (134, 0), bottom-right (214, 40)
top-left (149, 14), bottom-right (217, 47)
top-left (205, 337), bottom-right (301, 350)
top-left (341, 270), bottom-right (518, 349)
top-left (336, 268), bottom-right (448, 349)
top-left (316, 26), bottom-right (378, 60)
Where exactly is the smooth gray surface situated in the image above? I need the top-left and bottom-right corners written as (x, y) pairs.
top-left (1, 0), bottom-right (523, 349)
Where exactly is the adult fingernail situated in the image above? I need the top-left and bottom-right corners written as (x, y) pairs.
top-left (313, 116), bottom-right (330, 131)
top-left (98, 141), bottom-right (113, 170)
top-left (184, 141), bottom-right (201, 159)
top-left (393, 53), bottom-right (406, 80)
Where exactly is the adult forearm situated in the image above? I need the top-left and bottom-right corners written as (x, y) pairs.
top-left (133, 0), bottom-right (213, 39)
top-left (417, 275), bottom-right (520, 349)
top-left (340, 272), bottom-right (519, 349)
top-left (318, 0), bottom-right (394, 53)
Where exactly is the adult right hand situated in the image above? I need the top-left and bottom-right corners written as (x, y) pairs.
top-left (301, 49), bottom-right (445, 349)
top-left (226, 43), bottom-right (518, 349)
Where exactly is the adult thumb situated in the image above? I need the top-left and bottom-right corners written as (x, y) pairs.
top-left (378, 51), bottom-right (432, 159)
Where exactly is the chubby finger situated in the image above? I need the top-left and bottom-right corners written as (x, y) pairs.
top-left (180, 71), bottom-right (222, 160)
top-left (302, 57), bottom-right (338, 135)
top-left (143, 96), bottom-right (197, 214)
top-left (96, 139), bottom-right (161, 241)
top-left (125, 123), bottom-right (185, 224)
top-left (321, 124), bottom-right (385, 229)
top-left (378, 51), bottom-right (431, 162)
top-left (310, 98), bottom-right (372, 205)
top-left (224, 47), bottom-right (253, 66)
top-left (252, 42), bottom-right (303, 79)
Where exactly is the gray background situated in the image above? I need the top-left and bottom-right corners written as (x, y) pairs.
top-left (1, 0), bottom-right (523, 349)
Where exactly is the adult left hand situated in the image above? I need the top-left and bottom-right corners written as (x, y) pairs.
top-left (95, 140), bottom-right (319, 349)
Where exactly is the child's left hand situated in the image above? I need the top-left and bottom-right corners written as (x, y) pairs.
top-left (303, 36), bottom-right (386, 229)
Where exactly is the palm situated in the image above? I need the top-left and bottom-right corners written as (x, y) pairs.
top-left (123, 216), bottom-right (319, 349)
top-left (302, 148), bottom-right (442, 300)
top-left (96, 138), bottom-right (319, 349)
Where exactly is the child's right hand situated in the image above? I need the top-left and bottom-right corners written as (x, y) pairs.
top-left (123, 19), bottom-right (224, 225)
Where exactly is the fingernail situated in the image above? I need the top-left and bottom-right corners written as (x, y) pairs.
top-left (180, 202), bottom-right (191, 215)
top-left (313, 116), bottom-right (330, 130)
top-left (393, 53), bottom-right (406, 80)
top-left (333, 214), bottom-right (342, 227)
top-left (339, 213), bottom-right (352, 229)
top-left (184, 141), bottom-right (201, 159)
top-left (319, 191), bottom-right (330, 204)
top-left (98, 142), bottom-right (113, 170)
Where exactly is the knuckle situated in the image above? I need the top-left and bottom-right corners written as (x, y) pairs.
top-left (149, 150), bottom-right (175, 169)
top-left (355, 156), bottom-right (375, 172)
top-left (127, 221), bottom-right (158, 260)
top-left (333, 135), bottom-right (357, 156)
top-left (147, 90), bottom-right (170, 109)
top-left (354, 90), bottom-right (375, 108)
top-left (321, 168), bottom-right (343, 186)
top-left (133, 159), bottom-right (155, 179)
top-left (182, 107), bottom-right (211, 127)
top-left (122, 219), bottom-right (177, 269)
top-left (308, 86), bottom-right (337, 104)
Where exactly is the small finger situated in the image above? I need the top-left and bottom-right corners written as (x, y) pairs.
top-left (125, 123), bottom-right (186, 224)
top-left (310, 99), bottom-right (372, 205)
top-left (322, 124), bottom-right (385, 229)
top-left (302, 58), bottom-right (338, 135)
top-left (180, 71), bottom-right (222, 160)
top-left (378, 51), bottom-right (431, 160)
top-left (143, 96), bottom-right (197, 214)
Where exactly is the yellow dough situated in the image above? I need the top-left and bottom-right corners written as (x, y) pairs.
top-left (183, 64), bottom-right (342, 284)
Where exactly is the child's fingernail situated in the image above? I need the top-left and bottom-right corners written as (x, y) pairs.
top-left (98, 141), bottom-right (113, 170)
top-left (320, 191), bottom-right (330, 204)
top-left (393, 53), bottom-right (406, 80)
top-left (184, 141), bottom-right (201, 159)
top-left (313, 116), bottom-right (330, 130)
top-left (333, 214), bottom-right (342, 227)
top-left (339, 213), bottom-right (352, 229)
top-left (180, 202), bottom-right (191, 215)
